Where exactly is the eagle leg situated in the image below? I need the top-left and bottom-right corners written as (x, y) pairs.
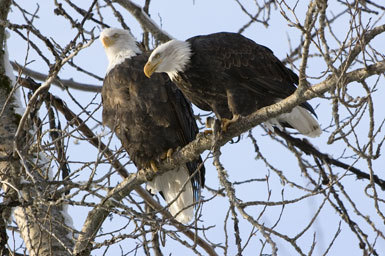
top-left (221, 114), bottom-right (240, 132)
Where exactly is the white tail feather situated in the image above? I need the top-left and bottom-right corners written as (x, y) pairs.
top-left (146, 165), bottom-right (194, 223)
top-left (265, 106), bottom-right (322, 137)
top-left (278, 106), bottom-right (322, 137)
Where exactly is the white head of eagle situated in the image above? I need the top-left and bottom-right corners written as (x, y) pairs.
top-left (100, 28), bottom-right (141, 73)
top-left (144, 40), bottom-right (192, 80)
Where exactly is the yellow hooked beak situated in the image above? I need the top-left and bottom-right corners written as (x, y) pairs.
top-left (100, 36), bottom-right (114, 48)
top-left (144, 60), bottom-right (160, 78)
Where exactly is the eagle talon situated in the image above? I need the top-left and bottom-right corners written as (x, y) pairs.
top-left (221, 114), bottom-right (240, 132)
top-left (166, 148), bottom-right (174, 159)
top-left (160, 148), bottom-right (174, 161)
top-left (150, 160), bottom-right (158, 172)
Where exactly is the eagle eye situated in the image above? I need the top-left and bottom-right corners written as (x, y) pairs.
top-left (153, 53), bottom-right (160, 59)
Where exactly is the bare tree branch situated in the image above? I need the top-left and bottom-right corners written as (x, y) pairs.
top-left (113, 0), bottom-right (172, 42)
top-left (12, 60), bottom-right (101, 93)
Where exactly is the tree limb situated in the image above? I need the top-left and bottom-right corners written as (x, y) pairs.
top-left (113, 0), bottom-right (172, 42)
top-left (12, 61), bottom-right (102, 92)
top-left (274, 129), bottom-right (385, 190)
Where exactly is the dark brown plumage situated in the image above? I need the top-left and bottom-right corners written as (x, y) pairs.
top-left (184, 33), bottom-right (311, 118)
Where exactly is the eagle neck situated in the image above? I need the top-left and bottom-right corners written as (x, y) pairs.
top-left (163, 40), bottom-right (192, 80)
top-left (106, 46), bottom-right (141, 73)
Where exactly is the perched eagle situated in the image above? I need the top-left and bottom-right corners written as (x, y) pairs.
top-left (144, 32), bottom-right (321, 137)
top-left (100, 28), bottom-right (205, 223)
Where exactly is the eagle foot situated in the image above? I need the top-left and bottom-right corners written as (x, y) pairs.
top-left (160, 148), bottom-right (174, 161)
top-left (221, 114), bottom-right (240, 132)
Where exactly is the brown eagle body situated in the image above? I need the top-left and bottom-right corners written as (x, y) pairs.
top-left (100, 28), bottom-right (205, 223)
top-left (102, 54), bottom-right (198, 170)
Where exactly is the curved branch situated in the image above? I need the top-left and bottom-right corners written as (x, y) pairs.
top-left (113, 0), bottom-right (172, 43)
top-left (12, 62), bottom-right (102, 92)
top-left (14, 39), bottom-right (95, 151)
top-left (274, 129), bottom-right (385, 190)
top-left (339, 24), bottom-right (385, 74)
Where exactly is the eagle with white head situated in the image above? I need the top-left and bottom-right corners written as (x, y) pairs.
top-left (100, 28), bottom-right (205, 223)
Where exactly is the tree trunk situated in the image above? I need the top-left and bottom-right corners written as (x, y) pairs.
top-left (0, 1), bottom-right (74, 255)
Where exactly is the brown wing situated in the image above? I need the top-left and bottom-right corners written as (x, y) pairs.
top-left (186, 32), bottom-right (316, 116)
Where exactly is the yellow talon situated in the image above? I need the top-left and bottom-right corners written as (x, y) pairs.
top-left (166, 148), bottom-right (174, 159)
top-left (160, 148), bottom-right (174, 160)
top-left (221, 114), bottom-right (240, 132)
top-left (150, 160), bottom-right (158, 172)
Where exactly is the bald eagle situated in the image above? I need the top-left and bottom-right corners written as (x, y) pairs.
top-left (100, 28), bottom-right (205, 223)
top-left (144, 32), bottom-right (321, 137)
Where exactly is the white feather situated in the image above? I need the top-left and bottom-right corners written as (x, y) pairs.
top-left (146, 165), bottom-right (194, 224)
top-left (272, 106), bottom-right (322, 137)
